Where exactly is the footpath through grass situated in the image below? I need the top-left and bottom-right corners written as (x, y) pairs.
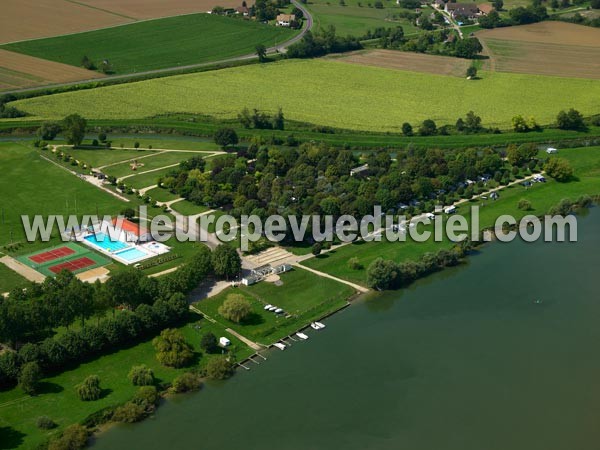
top-left (1, 14), bottom-right (296, 75)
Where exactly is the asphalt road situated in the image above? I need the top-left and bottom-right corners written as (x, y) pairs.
top-left (2, 1), bottom-right (313, 95)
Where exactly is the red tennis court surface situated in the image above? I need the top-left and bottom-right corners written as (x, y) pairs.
top-left (29, 246), bottom-right (75, 264)
top-left (48, 257), bottom-right (96, 274)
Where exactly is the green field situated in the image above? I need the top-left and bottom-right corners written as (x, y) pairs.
top-left (304, 146), bottom-right (600, 286)
top-left (103, 151), bottom-right (210, 179)
top-left (123, 166), bottom-right (179, 189)
top-left (0, 263), bottom-right (29, 293)
top-left (0, 143), bottom-right (126, 247)
top-left (1, 14), bottom-right (296, 75)
top-left (10, 60), bottom-right (600, 131)
top-left (64, 147), bottom-right (162, 169)
top-left (194, 268), bottom-right (354, 345)
top-left (307, 0), bottom-right (420, 36)
top-left (0, 314), bottom-right (252, 450)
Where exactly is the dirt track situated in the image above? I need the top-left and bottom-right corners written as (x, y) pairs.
top-left (329, 50), bottom-right (472, 77)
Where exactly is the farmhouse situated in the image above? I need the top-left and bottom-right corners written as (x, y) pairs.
top-left (477, 3), bottom-right (495, 15)
top-left (445, 3), bottom-right (479, 19)
top-left (276, 14), bottom-right (295, 27)
top-left (236, 5), bottom-right (250, 15)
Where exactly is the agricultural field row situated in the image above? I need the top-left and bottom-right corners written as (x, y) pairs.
top-left (8, 59), bottom-right (600, 131)
top-left (1, 14), bottom-right (296, 76)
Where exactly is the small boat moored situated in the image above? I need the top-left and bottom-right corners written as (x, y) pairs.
top-left (310, 322), bottom-right (320, 330)
top-left (273, 342), bottom-right (286, 350)
top-left (264, 304), bottom-right (273, 310)
top-left (296, 332), bottom-right (309, 340)
top-left (314, 322), bottom-right (326, 329)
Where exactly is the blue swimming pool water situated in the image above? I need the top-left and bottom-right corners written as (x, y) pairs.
top-left (84, 232), bottom-right (129, 252)
top-left (116, 247), bottom-right (148, 262)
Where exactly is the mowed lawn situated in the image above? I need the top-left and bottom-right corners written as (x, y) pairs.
top-left (194, 268), bottom-right (354, 345)
top-left (10, 59), bottom-right (600, 131)
top-left (0, 143), bottom-right (127, 246)
top-left (1, 14), bottom-right (296, 74)
top-left (304, 146), bottom-right (600, 286)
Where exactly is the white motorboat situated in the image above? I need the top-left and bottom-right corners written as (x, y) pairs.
top-left (268, 306), bottom-right (278, 311)
top-left (310, 322), bottom-right (320, 330)
top-left (296, 332), bottom-right (309, 340)
top-left (264, 304), bottom-right (273, 310)
top-left (314, 322), bottom-right (326, 329)
top-left (273, 342), bottom-right (286, 350)
top-left (274, 308), bottom-right (284, 314)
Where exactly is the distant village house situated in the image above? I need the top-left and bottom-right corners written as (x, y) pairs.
top-left (276, 14), bottom-right (295, 27)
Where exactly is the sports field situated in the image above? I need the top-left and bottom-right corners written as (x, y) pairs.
top-left (2, 14), bottom-right (296, 75)
top-left (0, 0), bottom-right (244, 43)
top-left (10, 59), bottom-right (600, 131)
top-left (477, 22), bottom-right (600, 79)
top-left (17, 242), bottom-right (110, 277)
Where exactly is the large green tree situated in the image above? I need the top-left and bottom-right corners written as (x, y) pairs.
top-left (211, 245), bottom-right (241, 280)
top-left (152, 329), bottom-right (194, 368)
top-left (61, 114), bottom-right (87, 146)
top-left (218, 294), bottom-right (252, 323)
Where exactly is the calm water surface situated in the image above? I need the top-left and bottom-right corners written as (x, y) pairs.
top-left (94, 209), bottom-right (600, 450)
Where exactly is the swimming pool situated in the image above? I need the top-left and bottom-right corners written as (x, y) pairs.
top-left (115, 247), bottom-right (149, 262)
top-left (84, 232), bottom-right (129, 252)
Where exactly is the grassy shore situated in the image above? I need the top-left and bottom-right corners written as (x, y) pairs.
top-left (304, 146), bottom-right (600, 286)
top-left (0, 314), bottom-right (253, 450)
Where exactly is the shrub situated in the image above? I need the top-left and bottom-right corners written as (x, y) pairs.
top-left (19, 362), bottom-right (41, 395)
top-left (218, 295), bottom-right (252, 323)
top-left (171, 372), bottom-right (203, 393)
top-left (132, 385), bottom-right (160, 409)
top-left (153, 329), bottom-right (194, 368)
top-left (545, 157), bottom-right (574, 182)
top-left (76, 375), bottom-right (102, 401)
top-left (204, 357), bottom-right (235, 380)
top-left (36, 416), bottom-right (57, 430)
top-left (518, 199), bottom-right (532, 211)
top-left (48, 424), bottom-right (89, 450)
top-left (112, 401), bottom-right (147, 423)
top-left (214, 128), bottom-right (239, 148)
top-left (200, 332), bottom-right (218, 354)
top-left (348, 257), bottom-right (363, 270)
top-left (128, 365), bottom-right (155, 386)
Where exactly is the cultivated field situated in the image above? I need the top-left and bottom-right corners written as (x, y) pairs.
top-left (477, 22), bottom-right (600, 79)
top-left (2, 14), bottom-right (295, 75)
top-left (0, 0), bottom-right (244, 44)
top-left (9, 59), bottom-right (600, 131)
top-left (0, 49), bottom-right (104, 91)
top-left (330, 49), bottom-right (472, 77)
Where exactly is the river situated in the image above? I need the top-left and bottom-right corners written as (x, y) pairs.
top-left (93, 209), bottom-right (600, 450)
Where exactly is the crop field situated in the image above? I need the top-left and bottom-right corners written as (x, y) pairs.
top-left (0, 0), bottom-right (244, 44)
top-left (478, 22), bottom-right (600, 79)
top-left (10, 59), bottom-right (600, 132)
top-left (307, 0), bottom-right (420, 36)
top-left (0, 50), bottom-right (105, 91)
top-left (1, 14), bottom-right (295, 75)
top-left (330, 49), bottom-right (472, 77)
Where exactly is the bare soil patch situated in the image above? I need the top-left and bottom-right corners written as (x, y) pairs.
top-left (477, 22), bottom-right (600, 79)
top-left (0, 49), bottom-right (105, 91)
top-left (329, 50), bottom-right (472, 77)
top-left (477, 21), bottom-right (600, 47)
top-left (77, 0), bottom-right (245, 20)
top-left (0, 0), bottom-right (246, 44)
top-left (0, 0), bottom-right (131, 44)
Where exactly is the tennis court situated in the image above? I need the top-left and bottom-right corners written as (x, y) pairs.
top-left (18, 242), bottom-right (110, 277)
top-left (48, 256), bottom-right (97, 274)
top-left (28, 245), bottom-right (75, 264)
